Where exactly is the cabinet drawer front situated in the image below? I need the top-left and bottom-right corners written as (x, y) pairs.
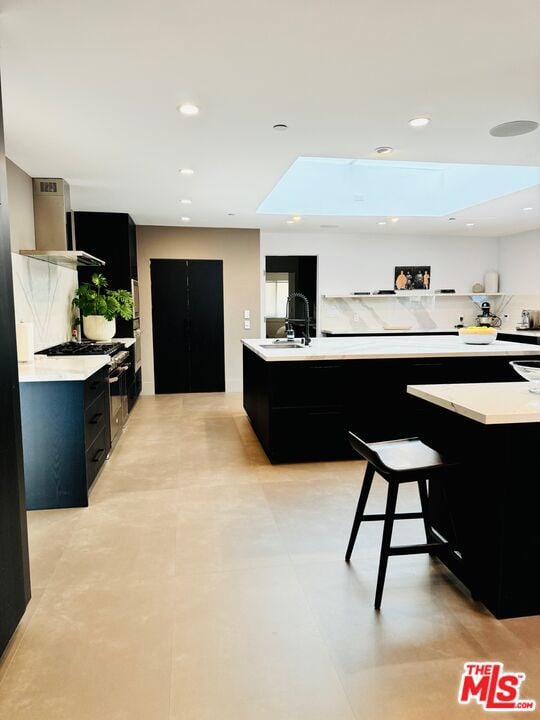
top-left (86, 428), bottom-right (108, 489)
top-left (270, 406), bottom-right (354, 462)
top-left (84, 392), bottom-right (107, 448)
top-left (270, 362), bottom-right (347, 408)
top-left (84, 370), bottom-right (107, 407)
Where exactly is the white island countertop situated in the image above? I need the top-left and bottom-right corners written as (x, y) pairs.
top-left (408, 382), bottom-right (540, 424)
top-left (242, 336), bottom-right (540, 362)
top-left (18, 355), bottom-right (111, 383)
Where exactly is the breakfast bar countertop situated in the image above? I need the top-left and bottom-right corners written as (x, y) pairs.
top-left (407, 381), bottom-right (540, 424)
top-left (242, 336), bottom-right (540, 362)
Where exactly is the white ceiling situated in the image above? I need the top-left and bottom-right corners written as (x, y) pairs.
top-left (1, 0), bottom-right (539, 236)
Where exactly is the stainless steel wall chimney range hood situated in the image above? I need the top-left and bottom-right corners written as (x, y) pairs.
top-left (19, 178), bottom-right (105, 269)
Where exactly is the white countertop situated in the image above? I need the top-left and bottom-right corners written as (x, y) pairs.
top-left (18, 355), bottom-right (110, 383)
top-left (408, 382), bottom-right (540, 424)
top-left (96, 337), bottom-right (136, 348)
top-left (242, 336), bottom-right (540, 362)
top-left (322, 328), bottom-right (457, 335)
top-left (105, 338), bottom-right (135, 348)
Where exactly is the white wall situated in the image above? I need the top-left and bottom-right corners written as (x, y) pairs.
top-left (261, 231), bottom-right (500, 333)
top-left (498, 229), bottom-right (540, 294)
top-left (137, 226), bottom-right (260, 394)
top-left (12, 253), bottom-right (78, 351)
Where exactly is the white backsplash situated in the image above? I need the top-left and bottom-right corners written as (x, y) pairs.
top-left (321, 294), bottom-right (540, 333)
top-left (11, 253), bottom-right (78, 351)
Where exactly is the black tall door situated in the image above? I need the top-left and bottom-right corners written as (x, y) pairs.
top-left (0, 75), bottom-right (31, 654)
top-left (151, 259), bottom-right (225, 394)
top-left (187, 260), bottom-right (225, 392)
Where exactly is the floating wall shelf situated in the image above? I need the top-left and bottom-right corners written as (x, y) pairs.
top-left (322, 293), bottom-right (510, 299)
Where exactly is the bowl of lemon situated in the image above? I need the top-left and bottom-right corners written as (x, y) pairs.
top-left (458, 326), bottom-right (498, 344)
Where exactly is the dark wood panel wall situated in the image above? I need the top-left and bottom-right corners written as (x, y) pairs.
top-left (0, 74), bottom-right (31, 655)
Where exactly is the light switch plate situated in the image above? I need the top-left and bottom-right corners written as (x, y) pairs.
top-left (244, 320), bottom-right (251, 329)
top-left (244, 310), bottom-right (250, 319)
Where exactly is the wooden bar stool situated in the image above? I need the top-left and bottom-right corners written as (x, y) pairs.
top-left (346, 431), bottom-right (457, 610)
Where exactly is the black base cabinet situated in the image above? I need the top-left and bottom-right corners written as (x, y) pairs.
top-left (411, 396), bottom-right (540, 619)
top-left (498, 332), bottom-right (540, 346)
top-left (20, 368), bottom-right (110, 509)
top-left (243, 346), bottom-right (540, 464)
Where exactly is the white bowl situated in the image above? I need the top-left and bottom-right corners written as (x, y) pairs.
top-left (458, 331), bottom-right (497, 345)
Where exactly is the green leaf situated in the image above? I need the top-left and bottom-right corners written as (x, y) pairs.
top-left (73, 276), bottom-right (134, 320)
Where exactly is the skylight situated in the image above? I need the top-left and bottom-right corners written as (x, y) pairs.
top-left (257, 157), bottom-right (540, 217)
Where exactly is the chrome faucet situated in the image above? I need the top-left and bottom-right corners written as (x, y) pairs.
top-left (285, 292), bottom-right (311, 346)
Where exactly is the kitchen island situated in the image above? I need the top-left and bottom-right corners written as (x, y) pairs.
top-left (407, 382), bottom-right (540, 618)
top-left (242, 336), bottom-right (540, 463)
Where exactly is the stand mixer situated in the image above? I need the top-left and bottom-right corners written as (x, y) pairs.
top-left (476, 301), bottom-right (502, 328)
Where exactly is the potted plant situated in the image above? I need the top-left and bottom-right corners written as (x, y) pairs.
top-left (73, 273), bottom-right (134, 341)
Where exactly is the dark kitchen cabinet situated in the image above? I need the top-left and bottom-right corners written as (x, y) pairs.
top-left (20, 368), bottom-right (110, 509)
top-left (498, 332), bottom-right (540, 346)
top-left (74, 212), bottom-right (141, 408)
top-left (243, 346), bottom-right (540, 463)
top-left (75, 212), bottom-right (137, 332)
top-left (0, 74), bottom-right (31, 655)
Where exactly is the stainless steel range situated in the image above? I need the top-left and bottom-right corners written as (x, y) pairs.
top-left (38, 342), bottom-right (131, 451)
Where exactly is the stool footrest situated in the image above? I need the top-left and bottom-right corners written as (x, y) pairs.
top-left (388, 542), bottom-right (446, 556)
top-left (362, 512), bottom-right (424, 522)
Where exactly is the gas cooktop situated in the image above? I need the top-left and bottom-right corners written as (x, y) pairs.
top-left (38, 342), bottom-right (124, 356)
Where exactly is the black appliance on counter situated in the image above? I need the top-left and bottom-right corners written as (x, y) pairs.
top-left (38, 342), bottom-right (131, 452)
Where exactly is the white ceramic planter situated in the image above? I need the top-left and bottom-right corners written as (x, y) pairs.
top-left (82, 315), bottom-right (116, 341)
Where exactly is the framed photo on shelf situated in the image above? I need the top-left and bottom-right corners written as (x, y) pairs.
top-left (394, 266), bottom-right (431, 290)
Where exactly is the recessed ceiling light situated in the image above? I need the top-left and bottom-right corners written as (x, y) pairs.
top-left (466, 222), bottom-right (475, 227)
top-left (273, 123), bottom-right (288, 131)
top-left (181, 216), bottom-right (191, 222)
top-left (408, 117), bottom-right (431, 128)
top-left (180, 198), bottom-right (192, 205)
top-left (178, 104), bottom-right (199, 116)
top-left (286, 220), bottom-right (295, 224)
top-left (448, 217), bottom-right (456, 222)
top-left (227, 212), bottom-right (236, 216)
top-left (523, 206), bottom-right (534, 212)
top-left (390, 217), bottom-right (400, 223)
top-left (374, 146), bottom-right (393, 155)
top-left (179, 168), bottom-right (194, 176)
top-left (292, 215), bottom-right (302, 222)
top-left (489, 120), bottom-right (539, 138)
top-left (377, 221), bottom-right (387, 226)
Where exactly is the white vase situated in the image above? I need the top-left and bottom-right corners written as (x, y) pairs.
top-left (82, 315), bottom-right (116, 341)
top-left (484, 270), bottom-right (499, 294)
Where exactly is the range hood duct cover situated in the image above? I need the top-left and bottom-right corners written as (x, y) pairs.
top-left (20, 178), bottom-right (105, 268)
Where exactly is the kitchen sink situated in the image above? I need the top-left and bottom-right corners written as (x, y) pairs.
top-left (259, 342), bottom-right (306, 349)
